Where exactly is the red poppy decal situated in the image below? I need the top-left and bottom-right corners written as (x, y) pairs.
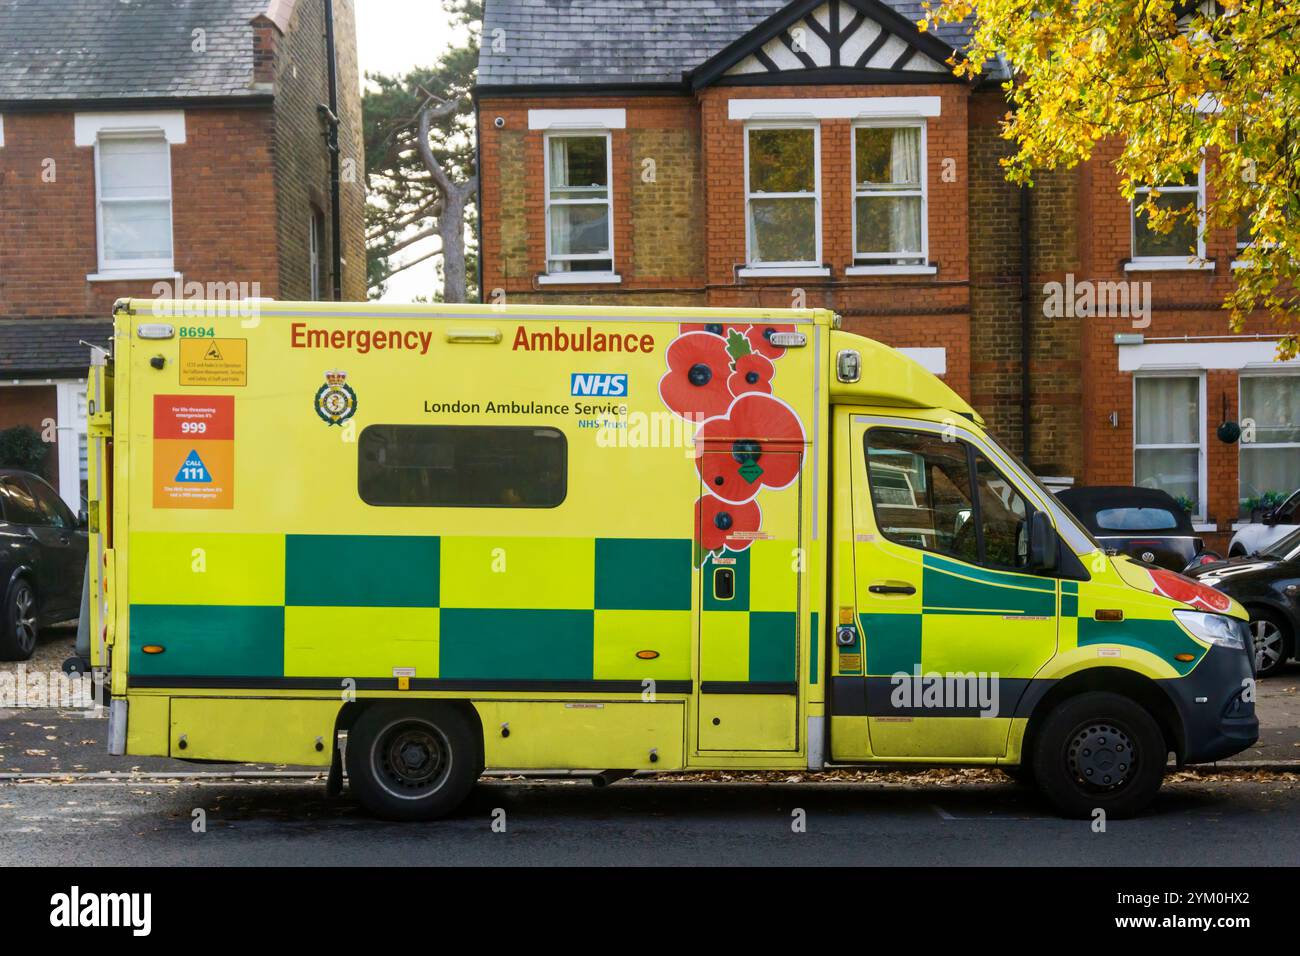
top-left (658, 332), bottom-right (734, 420)
top-left (695, 393), bottom-right (805, 503)
top-left (695, 494), bottom-right (762, 554)
top-left (1148, 567), bottom-right (1233, 614)
top-left (681, 322), bottom-right (747, 339)
top-left (727, 353), bottom-right (775, 397)
top-left (746, 323), bottom-right (796, 360)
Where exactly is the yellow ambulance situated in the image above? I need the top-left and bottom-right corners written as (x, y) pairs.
top-left (86, 299), bottom-right (1258, 820)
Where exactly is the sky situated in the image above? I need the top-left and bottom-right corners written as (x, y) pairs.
top-left (355, 1), bottom-right (471, 302)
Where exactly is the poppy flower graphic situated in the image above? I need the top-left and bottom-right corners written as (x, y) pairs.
top-left (681, 321), bottom-right (747, 339)
top-left (727, 353), bottom-right (774, 397)
top-left (658, 332), bottom-right (734, 420)
top-left (746, 323), bottom-right (796, 361)
top-left (1148, 567), bottom-right (1233, 614)
top-left (696, 494), bottom-right (762, 554)
top-left (694, 393), bottom-right (805, 504)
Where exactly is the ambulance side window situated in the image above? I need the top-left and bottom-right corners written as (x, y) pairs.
top-left (973, 452), bottom-right (1031, 570)
top-left (865, 428), bottom-right (977, 563)
top-left (358, 425), bottom-right (567, 508)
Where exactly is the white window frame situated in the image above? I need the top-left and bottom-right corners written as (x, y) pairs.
top-left (848, 119), bottom-right (930, 274)
top-left (1127, 162), bottom-right (1212, 271)
top-left (93, 132), bottom-right (175, 276)
top-left (743, 121), bottom-right (823, 273)
top-left (1133, 370), bottom-right (1207, 521)
top-left (541, 129), bottom-right (617, 281)
top-left (1237, 370), bottom-right (1300, 515)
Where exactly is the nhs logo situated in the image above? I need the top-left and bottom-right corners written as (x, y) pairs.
top-left (571, 373), bottom-right (628, 397)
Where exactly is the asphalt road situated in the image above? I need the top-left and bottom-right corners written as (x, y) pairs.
top-left (2, 774), bottom-right (1297, 866)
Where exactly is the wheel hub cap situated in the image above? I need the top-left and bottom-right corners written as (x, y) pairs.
top-left (376, 723), bottom-right (451, 797)
top-left (1068, 723), bottom-right (1135, 790)
top-left (13, 587), bottom-right (35, 649)
top-left (1252, 620), bottom-right (1282, 670)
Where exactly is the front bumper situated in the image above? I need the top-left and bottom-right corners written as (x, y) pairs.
top-left (1161, 644), bottom-right (1259, 764)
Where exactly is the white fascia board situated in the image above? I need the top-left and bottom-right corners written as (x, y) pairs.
top-left (74, 111), bottom-right (187, 146)
top-left (1118, 340), bottom-right (1300, 372)
top-left (899, 346), bottom-right (947, 375)
top-left (528, 109), bottom-right (626, 130)
top-left (729, 97), bottom-right (941, 121)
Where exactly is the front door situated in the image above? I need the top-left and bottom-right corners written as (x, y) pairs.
top-left (696, 451), bottom-right (802, 752)
top-left (848, 418), bottom-right (1059, 759)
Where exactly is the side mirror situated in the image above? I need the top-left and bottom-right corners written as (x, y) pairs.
top-left (1028, 511), bottom-right (1058, 572)
top-left (77, 510), bottom-right (89, 530)
top-left (1262, 509), bottom-right (1278, 526)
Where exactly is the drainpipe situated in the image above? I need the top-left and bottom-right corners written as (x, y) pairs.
top-left (323, 0), bottom-right (344, 300)
top-left (1019, 182), bottom-right (1032, 464)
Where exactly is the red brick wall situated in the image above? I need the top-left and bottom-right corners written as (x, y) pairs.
top-left (270, 0), bottom-right (368, 302)
top-left (477, 84), bottom-right (973, 393)
top-left (1076, 137), bottom-right (1286, 543)
top-left (0, 108), bottom-right (279, 316)
top-left (0, 385), bottom-right (57, 483)
top-left (478, 94), bottom-right (706, 301)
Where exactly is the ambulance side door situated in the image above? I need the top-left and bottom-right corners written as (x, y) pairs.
top-left (847, 416), bottom-right (1060, 759)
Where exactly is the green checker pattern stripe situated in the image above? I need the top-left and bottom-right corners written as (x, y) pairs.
top-left (130, 535), bottom-right (795, 683)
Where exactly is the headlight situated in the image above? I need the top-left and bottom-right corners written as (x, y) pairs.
top-left (1173, 610), bottom-right (1248, 649)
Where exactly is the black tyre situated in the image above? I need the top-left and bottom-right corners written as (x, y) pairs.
top-left (1031, 692), bottom-right (1166, 819)
top-left (345, 702), bottom-right (482, 821)
top-left (0, 577), bottom-right (38, 662)
top-left (1000, 763), bottom-right (1034, 786)
top-left (1248, 608), bottom-right (1291, 678)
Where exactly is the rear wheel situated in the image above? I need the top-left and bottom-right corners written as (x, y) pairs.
top-left (345, 702), bottom-right (482, 821)
top-left (1248, 608), bottom-right (1291, 678)
top-left (0, 578), bottom-right (38, 662)
top-left (1032, 692), bottom-right (1166, 819)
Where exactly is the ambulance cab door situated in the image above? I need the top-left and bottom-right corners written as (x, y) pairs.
top-left (695, 449), bottom-right (803, 753)
top-left (847, 416), bottom-right (1059, 760)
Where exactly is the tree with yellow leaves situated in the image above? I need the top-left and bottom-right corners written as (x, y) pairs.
top-left (926, 0), bottom-right (1300, 355)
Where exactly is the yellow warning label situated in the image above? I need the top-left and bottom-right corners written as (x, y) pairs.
top-left (179, 338), bottom-right (248, 387)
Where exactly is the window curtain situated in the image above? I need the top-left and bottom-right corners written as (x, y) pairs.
top-left (889, 127), bottom-right (921, 252)
top-left (548, 138), bottom-right (570, 190)
top-left (1135, 377), bottom-right (1198, 445)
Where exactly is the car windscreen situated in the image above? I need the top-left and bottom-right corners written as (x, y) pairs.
top-left (1093, 507), bottom-right (1181, 532)
top-left (1261, 526), bottom-right (1300, 561)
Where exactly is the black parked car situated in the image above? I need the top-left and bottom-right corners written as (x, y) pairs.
top-left (1056, 485), bottom-right (1218, 573)
top-left (1191, 527), bottom-right (1300, 677)
top-left (0, 469), bottom-right (87, 661)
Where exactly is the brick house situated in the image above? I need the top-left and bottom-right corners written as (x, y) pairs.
top-left (475, 0), bottom-right (1300, 551)
top-left (0, 0), bottom-right (367, 509)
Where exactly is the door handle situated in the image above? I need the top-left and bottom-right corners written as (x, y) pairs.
top-left (868, 582), bottom-right (916, 595)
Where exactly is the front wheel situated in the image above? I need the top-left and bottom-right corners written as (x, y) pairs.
top-left (1032, 692), bottom-right (1166, 819)
top-left (345, 702), bottom-right (482, 821)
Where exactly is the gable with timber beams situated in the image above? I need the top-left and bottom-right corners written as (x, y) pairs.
top-left (690, 0), bottom-right (960, 88)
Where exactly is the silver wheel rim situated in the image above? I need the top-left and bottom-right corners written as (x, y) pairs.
top-left (12, 585), bottom-right (36, 652)
top-left (370, 718), bottom-right (453, 801)
top-left (1252, 618), bottom-right (1284, 671)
